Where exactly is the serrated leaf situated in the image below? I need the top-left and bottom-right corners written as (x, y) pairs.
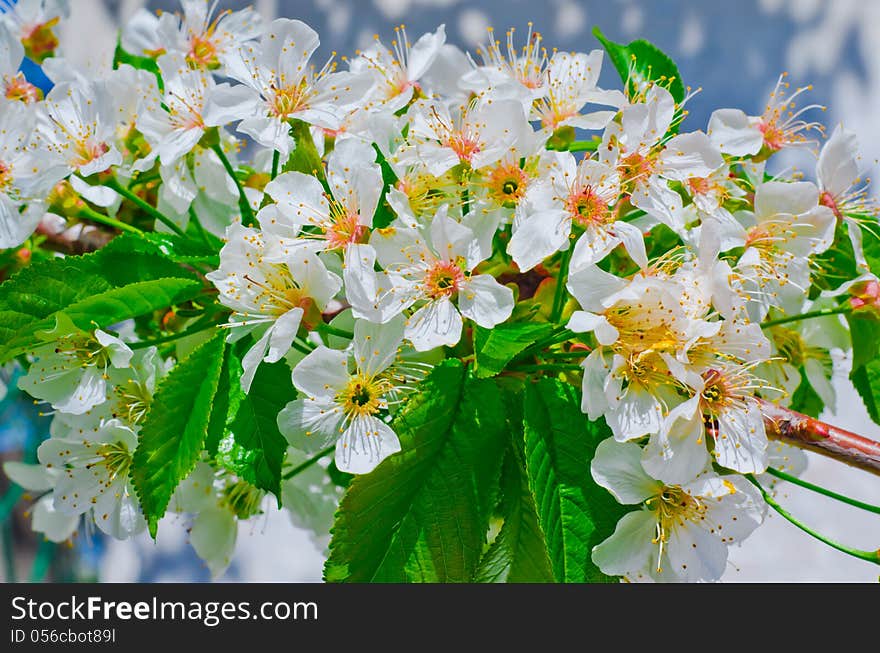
top-left (851, 362), bottom-right (880, 425)
top-left (205, 346), bottom-right (235, 457)
top-left (473, 322), bottom-right (554, 378)
top-left (593, 26), bottom-right (685, 104)
top-left (523, 377), bottom-right (628, 583)
top-left (474, 448), bottom-right (554, 583)
top-left (132, 332), bottom-right (226, 537)
top-left (324, 360), bottom-right (506, 582)
top-left (847, 312), bottom-right (880, 372)
top-left (0, 238), bottom-right (202, 362)
top-left (224, 359), bottom-right (294, 501)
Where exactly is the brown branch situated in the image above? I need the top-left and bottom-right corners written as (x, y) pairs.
top-left (758, 398), bottom-right (880, 477)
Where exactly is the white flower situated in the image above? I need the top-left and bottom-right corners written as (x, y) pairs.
top-left (393, 97), bottom-right (529, 177)
top-left (0, 0), bottom-right (68, 63)
top-left (532, 49), bottom-right (624, 133)
top-left (645, 362), bottom-right (770, 482)
top-left (0, 98), bottom-right (57, 248)
top-left (137, 53), bottom-right (215, 166)
top-left (732, 181), bottom-right (835, 319)
top-left (47, 347), bottom-right (169, 438)
top-left (18, 325), bottom-right (134, 415)
top-left (507, 151), bottom-right (647, 273)
top-left (278, 317), bottom-right (407, 474)
top-left (36, 419), bottom-right (145, 539)
top-left (281, 447), bottom-right (343, 549)
top-left (707, 74), bottom-right (824, 157)
top-left (257, 138), bottom-right (382, 254)
top-left (205, 18), bottom-right (372, 157)
top-left (566, 266), bottom-right (698, 439)
top-left (591, 438), bottom-right (765, 582)
top-left (36, 79), bottom-right (123, 177)
top-left (206, 222), bottom-right (342, 392)
top-left (1, 22), bottom-right (40, 102)
top-left (349, 206), bottom-right (514, 350)
top-left (350, 24), bottom-right (446, 113)
top-left (462, 24), bottom-right (549, 109)
top-left (155, 0), bottom-right (262, 70)
top-left (3, 459), bottom-right (79, 542)
top-left (816, 124), bottom-right (877, 272)
top-left (602, 85), bottom-right (724, 232)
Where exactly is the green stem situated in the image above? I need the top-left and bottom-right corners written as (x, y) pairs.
top-left (291, 337), bottom-right (315, 356)
top-left (1, 518), bottom-right (14, 582)
top-left (211, 143), bottom-right (256, 226)
top-left (30, 539), bottom-right (55, 583)
top-left (747, 475), bottom-right (880, 566)
top-left (271, 150), bottom-right (280, 181)
top-left (188, 206), bottom-right (212, 248)
top-left (130, 314), bottom-right (221, 350)
top-left (551, 247), bottom-right (573, 323)
top-left (76, 206), bottom-right (142, 234)
top-left (761, 306), bottom-right (851, 329)
top-left (282, 446), bottom-right (335, 480)
top-left (318, 323), bottom-right (354, 340)
top-left (0, 485), bottom-right (24, 525)
top-left (566, 140), bottom-right (600, 152)
top-left (765, 467), bottom-right (880, 515)
top-left (102, 177), bottom-right (187, 237)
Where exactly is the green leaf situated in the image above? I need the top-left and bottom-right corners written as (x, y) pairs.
top-left (523, 377), bottom-right (628, 583)
top-left (593, 26), bottom-right (685, 104)
top-left (851, 361), bottom-right (880, 425)
top-left (0, 237), bottom-right (202, 362)
top-left (474, 448), bottom-right (554, 583)
top-left (224, 359), bottom-right (294, 502)
top-left (473, 322), bottom-right (555, 378)
top-left (789, 366), bottom-right (824, 418)
top-left (847, 312), bottom-right (880, 372)
top-left (131, 332), bottom-right (226, 537)
top-left (113, 34), bottom-right (163, 92)
top-left (324, 360), bottom-right (507, 582)
top-left (205, 346), bottom-right (236, 457)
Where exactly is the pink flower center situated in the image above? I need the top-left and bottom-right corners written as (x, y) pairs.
top-left (424, 260), bottom-right (465, 299)
top-left (4, 74), bottom-right (42, 104)
top-left (819, 190), bottom-right (842, 220)
top-left (565, 187), bottom-right (613, 228)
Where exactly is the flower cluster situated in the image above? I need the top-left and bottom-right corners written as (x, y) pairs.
top-left (1, 1), bottom-right (877, 582)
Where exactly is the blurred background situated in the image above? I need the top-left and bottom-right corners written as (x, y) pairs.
top-left (1, 0), bottom-right (879, 583)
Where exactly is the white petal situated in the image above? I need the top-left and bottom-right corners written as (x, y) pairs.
top-left (755, 181), bottom-right (819, 220)
top-left (664, 520), bottom-right (728, 582)
top-left (190, 506), bottom-right (238, 578)
top-left (405, 297), bottom-right (463, 351)
top-left (590, 438), bottom-right (659, 504)
top-left (613, 221), bottom-right (648, 269)
top-left (817, 125), bottom-right (859, 197)
top-left (2, 461), bottom-right (54, 492)
top-left (32, 495), bottom-right (80, 543)
top-left (291, 346), bottom-right (351, 398)
top-left (581, 349), bottom-right (612, 420)
top-left (641, 397), bottom-right (709, 485)
top-left (707, 108), bottom-right (763, 156)
top-left (458, 274), bottom-right (514, 328)
top-left (353, 315), bottom-right (405, 377)
top-left (566, 265), bottom-right (628, 312)
top-left (335, 415), bottom-right (401, 474)
top-left (507, 209), bottom-right (569, 272)
top-left (713, 404), bottom-right (768, 474)
top-left (277, 397), bottom-right (345, 452)
top-left (265, 308), bottom-right (304, 363)
top-left (660, 131), bottom-right (724, 180)
top-left (591, 510), bottom-right (658, 578)
top-left (606, 383), bottom-right (665, 441)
